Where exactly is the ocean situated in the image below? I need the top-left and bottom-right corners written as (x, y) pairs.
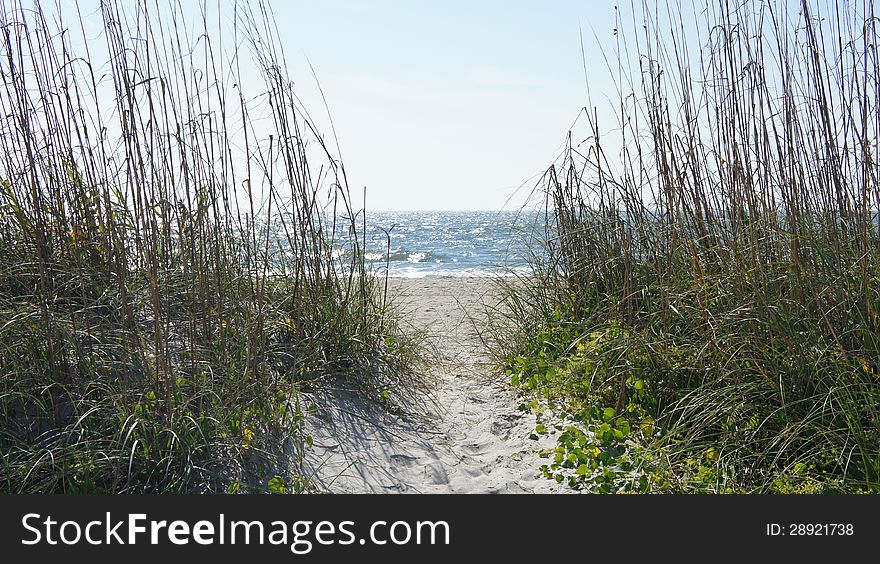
top-left (356, 210), bottom-right (544, 277)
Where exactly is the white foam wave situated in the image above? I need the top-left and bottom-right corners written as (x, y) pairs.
top-left (385, 266), bottom-right (530, 279)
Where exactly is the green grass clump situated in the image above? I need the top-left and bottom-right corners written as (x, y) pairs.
top-left (489, 0), bottom-right (880, 493)
top-left (0, 0), bottom-right (422, 493)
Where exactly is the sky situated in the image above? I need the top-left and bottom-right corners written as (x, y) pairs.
top-left (36, 0), bottom-right (847, 213)
top-left (269, 1), bottom-right (622, 211)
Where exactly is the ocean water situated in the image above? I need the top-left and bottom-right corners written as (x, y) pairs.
top-left (356, 210), bottom-right (544, 277)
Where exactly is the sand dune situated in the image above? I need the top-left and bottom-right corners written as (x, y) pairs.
top-left (300, 277), bottom-right (565, 493)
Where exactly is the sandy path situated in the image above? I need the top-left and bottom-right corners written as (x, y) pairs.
top-left (299, 277), bottom-right (563, 493)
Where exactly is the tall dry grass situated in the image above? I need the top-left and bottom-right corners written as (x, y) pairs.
top-left (0, 0), bottom-right (421, 493)
top-left (492, 0), bottom-right (880, 491)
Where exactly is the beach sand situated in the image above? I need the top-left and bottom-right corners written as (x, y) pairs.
top-left (300, 276), bottom-right (565, 493)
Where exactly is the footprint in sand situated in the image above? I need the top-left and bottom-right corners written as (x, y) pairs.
top-left (425, 463), bottom-right (449, 485)
top-left (390, 454), bottom-right (419, 467)
top-left (490, 421), bottom-right (512, 438)
top-left (490, 412), bottom-right (524, 438)
top-left (462, 441), bottom-right (490, 455)
top-left (461, 462), bottom-right (485, 478)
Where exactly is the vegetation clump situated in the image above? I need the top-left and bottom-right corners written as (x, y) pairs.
top-left (0, 0), bottom-right (421, 493)
top-left (490, 0), bottom-right (880, 493)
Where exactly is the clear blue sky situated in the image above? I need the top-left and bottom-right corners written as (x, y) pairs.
top-left (52, 1), bottom-right (836, 212)
top-left (271, 1), bottom-right (622, 210)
